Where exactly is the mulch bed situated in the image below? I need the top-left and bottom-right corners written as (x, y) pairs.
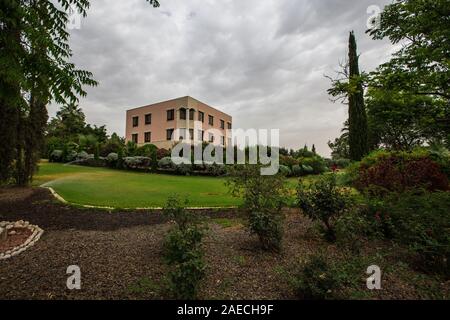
top-left (0, 187), bottom-right (448, 300)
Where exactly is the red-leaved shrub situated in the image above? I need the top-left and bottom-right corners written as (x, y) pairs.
top-left (355, 155), bottom-right (449, 194)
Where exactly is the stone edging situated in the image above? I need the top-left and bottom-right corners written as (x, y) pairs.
top-left (43, 186), bottom-right (238, 211)
top-left (0, 221), bottom-right (44, 261)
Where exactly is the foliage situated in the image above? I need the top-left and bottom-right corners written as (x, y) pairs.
top-left (297, 174), bottom-right (352, 241)
top-left (280, 155), bottom-right (299, 167)
top-left (353, 150), bottom-right (449, 195)
top-left (327, 32), bottom-right (369, 161)
top-left (347, 31), bottom-right (369, 160)
top-left (204, 163), bottom-right (227, 177)
top-left (366, 88), bottom-right (448, 150)
top-left (278, 165), bottom-right (292, 176)
top-left (294, 254), bottom-right (339, 300)
top-left (248, 210), bottom-right (284, 252)
top-left (300, 156), bottom-right (328, 174)
top-left (162, 196), bottom-right (205, 299)
top-left (227, 164), bottom-right (287, 251)
top-left (174, 163), bottom-right (193, 176)
top-left (158, 157), bottom-right (175, 169)
top-left (49, 150), bottom-right (63, 163)
top-left (156, 148), bottom-right (171, 160)
top-left (328, 129), bottom-right (350, 160)
top-left (361, 190), bottom-right (450, 277)
top-left (123, 156), bottom-right (152, 170)
top-left (106, 153), bottom-right (118, 167)
top-left (368, 0), bottom-right (450, 101)
top-left (326, 158), bottom-right (351, 169)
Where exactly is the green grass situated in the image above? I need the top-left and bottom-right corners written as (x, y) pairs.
top-left (35, 161), bottom-right (241, 209)
top-left (33, 161), bottom-right (328, 209)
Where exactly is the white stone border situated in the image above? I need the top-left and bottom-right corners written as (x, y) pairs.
top-left (43, 186), bottom-right (238, 211)
top-left (0, 221), bottom-right (44, 261)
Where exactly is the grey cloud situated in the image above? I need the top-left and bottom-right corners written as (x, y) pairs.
top-left (53, 0), bottom-right (394, 156)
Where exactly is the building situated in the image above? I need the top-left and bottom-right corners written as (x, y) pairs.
top-left (125, 96), bottom-right (233, 149)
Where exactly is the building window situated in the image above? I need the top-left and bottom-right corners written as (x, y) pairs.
top-left (144, 132), bottom-right (151, 143)
top-left (198, 130), bottom-right (204, 141)
top-left (227, 122), bottom-right (232, 130)
top-left (208, 115), bottom-right (214, 126)
top-left (220, 120), bottom-right (225, 129)
top-left (209, 133), bottom-right (214, 143)
top-left (189, 109), bottom-right (195, 121)
top-left (132, 116), bottom-right (139, 127)
top-left (189, 129), bottom-right (194, 140)
top-left (167, 109), bottom-right (175, 121)
top-left (179, 128), bottom-right (187, 140)
top-left (221, 136), bottom-right (225, 146)
top-left (145, 113), bottom-right (152, 125)
top-left (132, 134), bottom-right (138, 143)
top-left (198, 111), bottom-right (204, 122)
top-left (166, 129), bottom-right (174, 140)
top-left (180, 108), bottom-right (187, 120)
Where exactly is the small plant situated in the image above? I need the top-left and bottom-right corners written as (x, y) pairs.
top-left (294, 254), bottom-right (338, 300)
top-left (162, 196), bottom-right (206, 299)
top-left (227, 164), bottom-right (287, 251)
top-left (297, 174), bottom-right (351, 242)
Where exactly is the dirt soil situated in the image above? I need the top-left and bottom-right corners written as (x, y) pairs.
top-left (0, 228), bottom-right (33, 253)
top-left (0, 187), bottom-right (448, 300)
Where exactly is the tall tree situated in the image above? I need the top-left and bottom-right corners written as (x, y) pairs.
top-left (347, 31), bottom-right (369, 161)
top-left (0, 0), bottom-right (160, 185)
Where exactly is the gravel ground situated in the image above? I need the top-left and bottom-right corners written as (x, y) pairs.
top-left (0, 187), bottom-right (448, 300)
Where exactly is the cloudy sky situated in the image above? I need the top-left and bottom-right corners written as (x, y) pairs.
top-left (49, 0), bottom-right (396, 156)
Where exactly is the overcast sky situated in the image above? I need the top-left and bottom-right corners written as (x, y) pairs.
top-left (49, 0), bottom-right (396, 156)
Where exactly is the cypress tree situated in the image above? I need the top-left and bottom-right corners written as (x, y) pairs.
top-left (348, 31), bottom-right (369, 161)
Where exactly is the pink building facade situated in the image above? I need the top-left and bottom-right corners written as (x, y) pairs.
top-left (125, 96), bottom-right (233, 149)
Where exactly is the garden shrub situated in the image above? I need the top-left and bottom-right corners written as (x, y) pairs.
top-left (158, 157), bottom-right (174, 169)
top-left (327, 158), bottom-right (351, 169)
top-left (100, 140), bottom-right (123, 157)
top-left (45, 137), bottom-right (64, 159)
top-left (174, 163), bottom-right (193, 176)
top-left (301, 165), bottom-right (314, 174)
top-left (280, 155), bottom-right (299, 167)
top-left (366, 190), bottom-right (450, 277)
top-left (353, 150), bottom-right (449, 195)
top-left (76, 151), bottom-right (90, 160)
top-left (123, 156), bottom-right (152, 170)
top-left (278, 165), bottom-right (292, 176)
top-left (106, 153), bottom-right (118, 167)
top-left (297, 174), bottom-right (351, 242)
top-left (157, 148), bottom-right (171, 160)
top-left (74, 157), bottom-right (106, 167)
top-left (294, 254), bottom-right (339, 300)
top-left (300, 156), bottom-right (328, 174)
top-left (227, 164), bottom-right (287, 251)
top-left (291, 164), bottom-right (302, 177)
top-left (65, 150), bottom-right (78, 162)
top-left (162, 196), bottom-right (206, 300)
top-left (49, 150), bottom-right (63, 162)
top-left (204, 163), bottom-right (227, 176)
top-left (135, 144), bottom-right (158, 157)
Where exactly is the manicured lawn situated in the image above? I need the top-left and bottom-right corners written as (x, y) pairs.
top-left (35, 161), bottom-right (241, 208)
